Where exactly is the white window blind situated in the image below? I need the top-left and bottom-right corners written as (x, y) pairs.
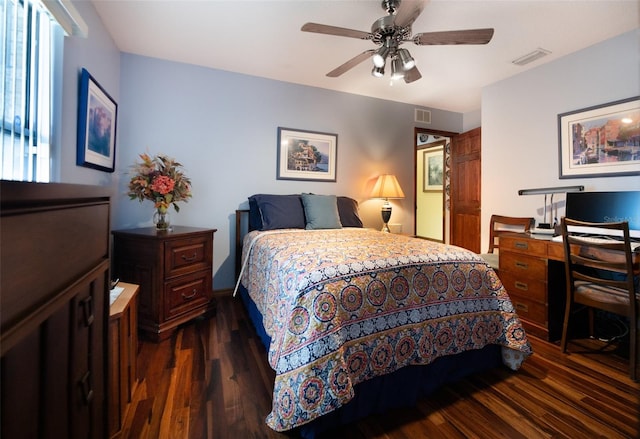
top-left (2, 0), bottom-right (54, 181)
top-left (1, 0), bottom-right (85, 182)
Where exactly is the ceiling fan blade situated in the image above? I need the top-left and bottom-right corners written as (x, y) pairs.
top-left (413, 28), bottom-right (495, 45)
top-left (327, 50), bottom-right (376, 77)
top-left (393, 0), bottom-right (427, 29)
top-left (403, 66), bottom-right (422, 83)
top-left (301, 23), bottom-right (371, 40)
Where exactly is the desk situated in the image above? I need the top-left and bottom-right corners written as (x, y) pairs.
top-left (499, 233), bottom-right (568, 341)
top-left (499, 232), bottom-right (640, 341)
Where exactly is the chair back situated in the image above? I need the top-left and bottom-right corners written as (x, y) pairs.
top-left (560, 217), bottom-right (639, 380)
top-left (487, 215), bottom-right (535, 254)
top-left (561, 218), bottom-right (637, 313)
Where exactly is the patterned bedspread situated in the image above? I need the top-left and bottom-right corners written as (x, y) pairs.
top-left (238, 228), bottom-right (532, 432)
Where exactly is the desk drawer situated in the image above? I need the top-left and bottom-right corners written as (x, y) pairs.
top-left (506, 293), bottom-right (547, 327)
top-left (500, 252), bottom-right (547, 280)
top-left (500, 271), bottom-right (546, 304)
top-left (500, 235), bottom-right (548, 257)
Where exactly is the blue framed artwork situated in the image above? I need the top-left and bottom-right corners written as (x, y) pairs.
top-left (77, 68), bottom-right (117, 172)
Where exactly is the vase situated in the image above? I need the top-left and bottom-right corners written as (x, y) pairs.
top-left (153, 209), bottom-right (171, 231)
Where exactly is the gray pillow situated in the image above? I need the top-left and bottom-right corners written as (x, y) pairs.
top-left (337, 196), bottom-right (363, 227)
top-left (301, 194), bottom-right (342, 230)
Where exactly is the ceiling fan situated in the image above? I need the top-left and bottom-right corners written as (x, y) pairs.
top-left (301, 0), bottom-right (494, 84)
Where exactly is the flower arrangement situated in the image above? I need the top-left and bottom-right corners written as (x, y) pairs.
top-left (127, 153), bottom-right (192, 215)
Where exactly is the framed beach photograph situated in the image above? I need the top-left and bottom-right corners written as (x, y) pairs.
top-left (558, 96), bottom-right (640, 178)
top-left (423, 146), bottom-right (444, 191)
top-left (77, 68), bottom-right (117, 172)
top-left (277, 127), bottom-right (337, 182)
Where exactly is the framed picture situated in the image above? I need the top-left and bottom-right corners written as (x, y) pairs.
top-left (423, 146), bottom-right (444, 191)
top-left (558, 96), bottom-right (640, 179)
top-left (77, 68), bottom-right (117, 172)
top-left (277, 127), bottom-right (337, 182)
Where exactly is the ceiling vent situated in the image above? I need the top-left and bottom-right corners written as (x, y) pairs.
top-left (415, 108), bottom-right (431, 124)
top-left (512, 48), bottom-right (551, 66)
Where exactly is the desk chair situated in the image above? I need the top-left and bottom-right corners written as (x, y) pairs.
top-left (560, 218), bottom-right (639, 381)
top-left (480, 215), bottom-right (535, 273)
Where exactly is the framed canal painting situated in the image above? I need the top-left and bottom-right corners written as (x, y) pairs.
top-left (558, 96), bottom-right (640, 178)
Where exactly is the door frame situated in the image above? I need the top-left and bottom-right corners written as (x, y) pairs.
top-left (414, 127), bottom-right (458, 242)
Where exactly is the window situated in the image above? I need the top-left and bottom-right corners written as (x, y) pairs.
top-left (1, 0), bottom-right (56, 182)
top-left (1, 0), bottom-right (86, 182)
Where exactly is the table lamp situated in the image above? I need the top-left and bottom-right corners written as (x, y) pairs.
top-left (370, 174), bottom-right (405, 232)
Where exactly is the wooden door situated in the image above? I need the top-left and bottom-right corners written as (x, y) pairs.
top-left (450, 127), bottom-right (481, 253)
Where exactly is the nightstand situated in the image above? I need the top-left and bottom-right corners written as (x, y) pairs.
top-left (112, 226), bottom-right (217, 342)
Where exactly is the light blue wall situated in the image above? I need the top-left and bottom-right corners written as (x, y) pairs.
top-left (481, 29), bottom-right (640, 251)
top-left (114, 54), bottom-right (463, 288)
top-left (57, 1), bottom-right (637, 290)
top-left (56, 1), bottom-right (463, 290)
top-left (57, 1), bottom-right (120, 187)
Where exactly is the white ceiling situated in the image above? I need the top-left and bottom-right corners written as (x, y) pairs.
top-left (91, 0), bottom-right (639, 113)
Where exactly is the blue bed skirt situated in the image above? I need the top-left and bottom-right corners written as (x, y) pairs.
top-left (238, 284), bottom-right (502, 438)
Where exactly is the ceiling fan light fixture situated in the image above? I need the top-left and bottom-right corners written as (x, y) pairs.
top-left (391, 57), bottom-right (404, 80)
top-left (373, 46), bottom-right (389, 68)
top-left (398, 48), bottom-right (415, 70)
top-left (372, 66), bottom-right (385, 78)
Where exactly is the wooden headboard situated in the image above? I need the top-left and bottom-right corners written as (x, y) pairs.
top-left (235, 209), bottom-right (250, 279)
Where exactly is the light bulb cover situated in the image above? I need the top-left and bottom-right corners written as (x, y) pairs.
top-left (391, 58), bottom-right (404, 80)
top-left (373, 46), bottom-right (389, 68)
top-left (398, 48), bottom-right (415, 70)
top-left (372, 66), bottom-right (385, 77)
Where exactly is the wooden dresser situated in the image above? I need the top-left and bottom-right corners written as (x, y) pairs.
top-left (109, 282), bottom-right (139, 437)
top-left (112, 226), bottom-right (217, 341)
top-left (499, 233), bottom-right (566, 340)
top-left (1, 181), bottom-right (111, 439)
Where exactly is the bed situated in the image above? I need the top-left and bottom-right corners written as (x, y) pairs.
top-left (234, 193), bottom-right (532, 438)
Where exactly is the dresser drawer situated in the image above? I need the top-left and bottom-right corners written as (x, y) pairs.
top-left (499, 251), bottom-right (547, 280)
top-left (500, 235), bottom-right (548, 257)
top-left (500, 271), bottom-right (547, 304)
top-left (507, 293), bottom-right (547, 327)
top-left (164, 236), bottom-right (211, 278)
top-left (164, 271), bottom-right (212, 319)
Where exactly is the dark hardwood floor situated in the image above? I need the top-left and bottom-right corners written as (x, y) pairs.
top-left (114, 295), bottom-right (640, 439)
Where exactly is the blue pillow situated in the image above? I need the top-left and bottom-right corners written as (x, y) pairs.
top-left (249, 194), bottom-right (306, 230)
top-left (301, 194), bottom-right (342, 230)
top-left (248, 196), bottom-right (263, 231)
top-left (337, 196), bottom-right (363, 228)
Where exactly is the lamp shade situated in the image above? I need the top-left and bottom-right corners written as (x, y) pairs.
top-left (370, 174), bottom-right (405, 199)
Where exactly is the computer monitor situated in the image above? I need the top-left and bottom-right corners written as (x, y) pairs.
top-left (565, 191), bottom-right (640, 239)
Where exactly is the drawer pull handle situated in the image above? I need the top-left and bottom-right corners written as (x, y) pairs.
top-left (515, 281), bottom-right (528, 291)
top-left (514, 302), bottom-right (529, 313)
top-left (515, 261), bottom-right (529, 269)
top-left (515, 242), bottom-right (529, 250)
top-left (181, 253), bottom-right (198, 262)
top-left (80, 296), bottom-right (94, 327)
top-left (79, 371), bottom-right (94, 404)
top-left (182, 289), bottom-right (197, 300)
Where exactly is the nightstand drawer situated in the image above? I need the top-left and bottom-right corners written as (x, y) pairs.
top-left (165, 271), bottom-right (211, 319)
top-left (499, 252), bottom-right (547, 280)
top-left (165, 236), bottom-right (211, 277)
top-left (500, 271), bottom-right (546, 304)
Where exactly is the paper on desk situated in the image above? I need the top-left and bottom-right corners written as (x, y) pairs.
top-left (110, 286), bottom-right (125, 306)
